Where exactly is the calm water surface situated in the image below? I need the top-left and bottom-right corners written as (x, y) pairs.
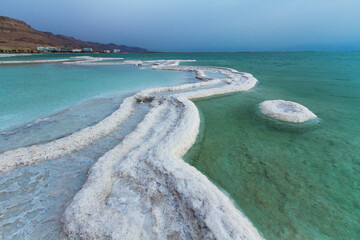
top-left (183, 52), bottom-right (360, 239)
top-left (1, 52), bottom-right (359, 239)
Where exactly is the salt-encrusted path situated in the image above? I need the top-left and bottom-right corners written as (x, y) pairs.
top-left (0, 58), bottom-right (262, 239)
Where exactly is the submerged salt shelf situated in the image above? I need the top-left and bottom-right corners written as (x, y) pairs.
top-left (0, 58), bottom-right (262, 239)
top-left (259, 100), bottom-right (317, 123)
top-left (0, 96), bottom-right (126, 153)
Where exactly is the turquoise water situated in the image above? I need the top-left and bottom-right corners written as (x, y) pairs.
top-left (0, 54), bottom-right (196, 239)
top-left (183, 52), bottom-right (360, 239)
top-left (1, 52), bottom-right (360, 239)
top-left (0, 59), bottom-right (194, 131)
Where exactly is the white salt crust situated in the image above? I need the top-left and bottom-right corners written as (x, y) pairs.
top-left (0, 56), bottom-right (122, 65)
top-left (0, 53), bottom-right (33, 57)
top-left (259, 100), bottom-right (317, 123)
top-left (0, 58), bottom-right (73, 64)
top-left (0, 59), bottom-right (262, 239)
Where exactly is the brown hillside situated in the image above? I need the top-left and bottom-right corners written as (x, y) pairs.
top-left (0, 16), bottom-right (147, 52)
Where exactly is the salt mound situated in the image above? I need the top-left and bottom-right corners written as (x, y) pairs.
top-left (259, 100), bottom-right (317, 123)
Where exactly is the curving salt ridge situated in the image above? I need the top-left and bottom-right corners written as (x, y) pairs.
top-left (0, 59), bottom-right (262, 239)
top-left (259, 100), bottom-right (317, 123)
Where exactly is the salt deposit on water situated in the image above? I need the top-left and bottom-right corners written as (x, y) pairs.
top-left (0, 54), bottom-right (33, 57)
top-left (0, 58), bottom-right (262, 239)
top-left (0, 56), bottom-right (121, 65)
top-left (259, 100), bottom-right (317, 123)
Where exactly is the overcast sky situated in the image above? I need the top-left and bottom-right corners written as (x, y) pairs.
top-left (1, 0), bottom-right (359, 52)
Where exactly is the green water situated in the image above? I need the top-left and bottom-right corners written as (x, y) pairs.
top-left (183, 52), bottom-right (360, 239)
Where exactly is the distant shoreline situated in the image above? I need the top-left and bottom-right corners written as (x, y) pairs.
top-left (1, 50), bottom-right (358, 55)
top-left (0, 50), bottom-right (126, 54)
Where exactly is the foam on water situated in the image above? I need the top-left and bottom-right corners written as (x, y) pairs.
top-left (0, 58), bottom-right (262, 239)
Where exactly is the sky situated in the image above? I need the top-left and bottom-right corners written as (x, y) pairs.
top-left (1, 0), bottom-right (360, 52)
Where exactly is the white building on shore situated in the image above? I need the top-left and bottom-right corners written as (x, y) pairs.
top-left (114, 49), bottom-right (121, 53)
top-left (72, 49), bottom-right (82, 53)
top-left (83, 48), bottom-right (93, 52)
top-left (60, 46), bottom-right (70, 52)
top-left (46, 47), bottom-right (58, 52)
top-left (37, 46), bottom-right (47, 51)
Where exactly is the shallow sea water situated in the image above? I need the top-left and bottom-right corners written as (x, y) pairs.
top-left (0, 52), bottom-right (359, 239)
top-left (184, 52), bottom-right (360, 239)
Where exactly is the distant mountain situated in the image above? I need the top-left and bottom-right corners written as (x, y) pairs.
top-left (0, 16), bottom-right (148, 53)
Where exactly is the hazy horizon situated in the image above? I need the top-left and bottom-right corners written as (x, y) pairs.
top-left (1, 0), bottom-right (359, 52)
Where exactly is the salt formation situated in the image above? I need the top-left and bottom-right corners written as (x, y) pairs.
top-left (259, 100), bottom-right (317, 123)
top-left (0, 53), bottom-right (32, 57)
top-left (0, 58), bottom-right (263, 239)
top-left (0, 58), bottom-right (73, 64)
top-left (0, 56), bottom-right (121, 65)
top-left (0, 59), bottom-right (257, 173)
